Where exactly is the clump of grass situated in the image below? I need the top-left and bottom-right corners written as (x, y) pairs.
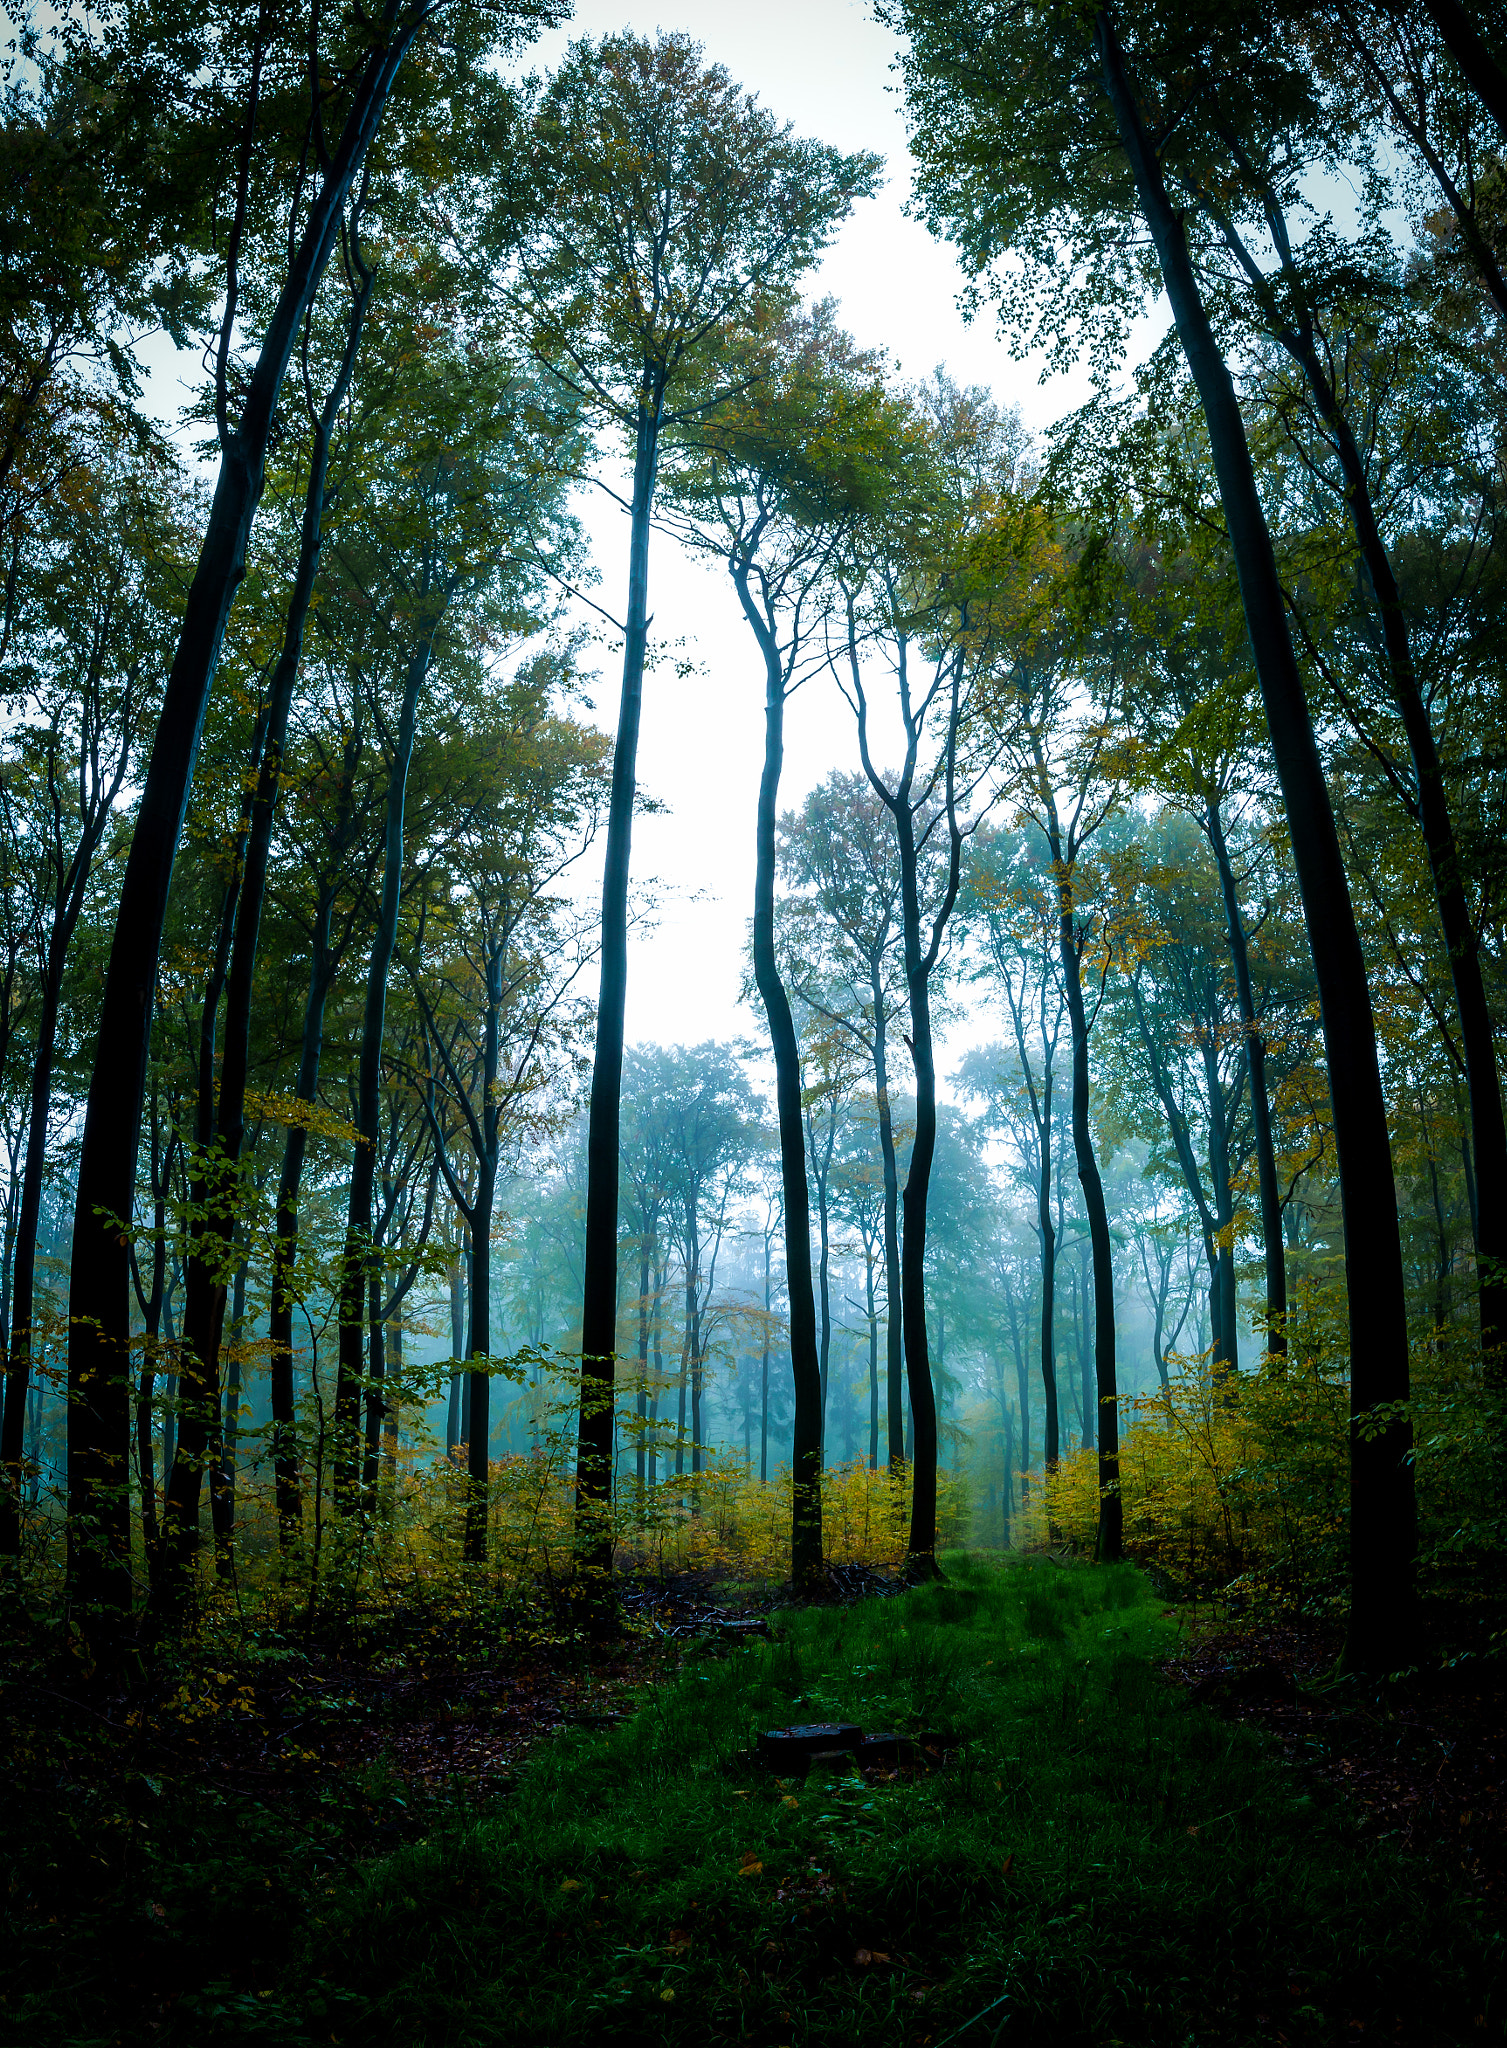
top-left (230, 1556), bottom-right (1501, 2047)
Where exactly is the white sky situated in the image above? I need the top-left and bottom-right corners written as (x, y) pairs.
top-left (508, 1), bottom-right (1112, 1064)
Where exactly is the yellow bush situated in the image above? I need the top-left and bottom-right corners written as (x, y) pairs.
top-left (1042, 1298), bottom-right (1500, 1610)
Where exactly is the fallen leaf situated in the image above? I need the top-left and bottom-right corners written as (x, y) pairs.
top-left (739, 1860), bottom-right (764, 1878)
top-left (1001, 1853), bottom-right (1014, 1877)
top-left (782, 1795), bottom-right (799, 1810)
top-left (559, 1878), bottom-right (581, 1892)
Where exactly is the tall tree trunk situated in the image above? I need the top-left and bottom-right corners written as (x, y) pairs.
top-left (896, 794), bottom-right (944, 1576)
top-left (651, 1250), bottom-right (663, 1489)
top-left (155, 741), bottom-right (262, 1613)
top-left (1098, 8), bottom-right (1415, 1668)
top-left (1202, 1035), bottom-right (1243, 1375)
top-left (65, 26), bottom-right (427, 1645)
top-left (760, 1232), bottom-right (771, 1486)
top-left (1037, 1098), bottom-right (1059, 1471)
top-left (446, 1223), bottom-right (465, 1460)
top-left (809, 1111), bottom-right (834, 1447)
top-left (268, 881), bottom-right (342, 1548)
top-left (0, 959), bottom-right (67, 1556)
top-left (465, 1167), bottom-right (495, 1563)
top-left (1059, 918), bottom-right (1120, 1559)
top-left (635, 1234), bottom-right (650, 1491)
top-left (740, 569), bottom-right (823, 1589)
top-left (210, 1251), bottom-right (247, 1579)
top-left (1206, 799), bottom-right (1287, 1354)
top-left (870, 961), bottom-right (905, 1469)
top-left (575, 370), bottom-right (665, 1597)
top-left (866, 1251), bottom-right (880, 1470)
top-left (336, 628), bottom-right (431, 1511)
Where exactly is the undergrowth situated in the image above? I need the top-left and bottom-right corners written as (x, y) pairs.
top-left (119, 1555), bottom-right (1502, 2048)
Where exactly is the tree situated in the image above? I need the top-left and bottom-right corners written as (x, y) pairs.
top-left (835, 375), bottom-right (1019, 1575)
top-left (992, 656), bottom-right (1129, 1558)
top-left (890, 0), bottom-right (1418, 1668)
top-left (66, 0), bottom-right (565, 1644)
top-left (0, 440), bottom-right (181, 1556)
top-left (959, 828), bottom-right (1068, 1469)
top-left (407, 658), bottom-right (605, 1557)
top-left (628, 1044), bottom-right (756, 1481)
top-left (489, 34), bottom-right (880, 1593)
top-left (779, 769), bottom-right (911, 1468)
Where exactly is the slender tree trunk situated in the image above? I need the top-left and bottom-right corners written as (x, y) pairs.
top-left (447, 1225), bottom-right (465, 1460)
top-left (812, 1131), bottom-right (833, 1447)
top-left (674, 1310), bottom-right (688, 1480)
top-left (65, 29), bottom-right (425, 1644)
top-left (1058, 918), bottom-right (1120, 1558)
top-left (651, 1251), bottom-right (663, 1490)
top-left (1206, 799), bottom-right (1287, 1354)
top-left (210, 1252), bottom-right (247, 1579)
top-left (760, 1233), bottom-right (771, 1486)
top-left (871, 967), bottom-right (905, 1470)
top-left (1203, 1036), bottom-right (1242, 1375)
top-left (576, 373), bottom-right (664, 1597)
top-left (635, 1235), bottom-right (650, 1491)
top-left (465, 1169), bottom-right (495, 1563)
top-left (897, 801), bottom-right (943, 1576)
top-left (1037, 1105), bottom-right (1059, 1472)
top-left (382, 1313), bottom-right (401, 1480)
top-left (269, 912), bottom-right (340, 1548)
top-left (156, 744), bottom-right (262, 1613)
top-left (362, 1263), bottom-right (385, 1497)
top-left (0, 959), bottom-right (67, 1556)
top-left (866, 1253), bottom-right (880, 1470)
top-left (135, 1192), bottom-right (166, 1562)
top-left (336, 629), bottom-right (431, 1509)
top-left (685, 1222), bottom-right (702, 1479)
top-left (1098, 9), bottom-right (1414, 1667)
top-left (740, 577), bottom-right (823, 1589)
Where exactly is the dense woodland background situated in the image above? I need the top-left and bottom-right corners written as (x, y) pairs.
top-left (1, 0), bottom-right (1505, 1676)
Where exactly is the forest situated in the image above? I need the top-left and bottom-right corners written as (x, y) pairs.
top-left (2, 0), bottom-right (1505, 2042)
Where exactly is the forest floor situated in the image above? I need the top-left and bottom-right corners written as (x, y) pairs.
top-left (1, 1557), bottom-right (1502, 2047)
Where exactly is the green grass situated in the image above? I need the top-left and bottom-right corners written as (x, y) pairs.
top-left (208, 1555), bottom-right (1501, 2047)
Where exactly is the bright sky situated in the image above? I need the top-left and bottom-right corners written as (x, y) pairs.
top-left (508, 1), bottom-right (1108, 1065)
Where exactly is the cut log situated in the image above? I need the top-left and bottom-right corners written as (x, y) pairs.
top-left (756, 1722), bottom-right (862, 1767)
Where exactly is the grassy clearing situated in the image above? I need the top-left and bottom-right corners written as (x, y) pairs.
top-left (208, 1556), bottom-right (1500, 2048)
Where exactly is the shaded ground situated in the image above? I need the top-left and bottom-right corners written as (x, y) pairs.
top-left (1164, 1597), bottom-right (1506, 1898)
top-left (3, 1563), bottom-right (1502, 2046)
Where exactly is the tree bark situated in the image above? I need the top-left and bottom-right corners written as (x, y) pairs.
top-left (335, 625), bottom-right (433, 1511)
top-left (1206, 799), bottom-right (1287, 1355)
top-left (739, 562), bottom-right (823, 1589)
top-left (869, 958), bottom-right (906, 1469)
top-left (65, 19), bottom-right (429, 1645)
top-left (1098, 7), bottom-right (1415, 1668)
top-left (575, 368), bottom-right (665, 1600)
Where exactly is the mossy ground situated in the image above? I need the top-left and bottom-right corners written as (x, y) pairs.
top-left (223, 1556), bottom-right (1501, 2046)
top-left (4, 1555), bottom-right (1501, 2046)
